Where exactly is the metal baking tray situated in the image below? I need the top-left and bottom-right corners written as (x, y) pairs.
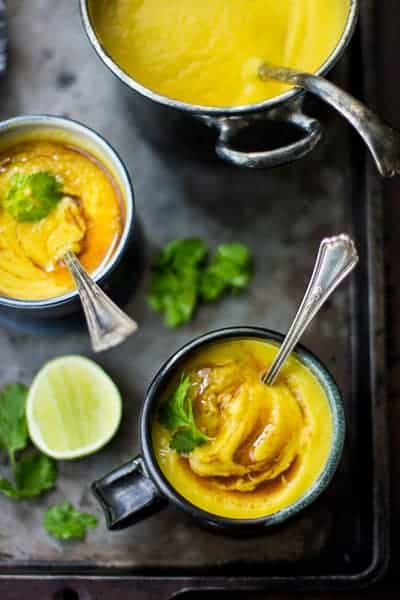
top-left (0, 0), bottom-right (389, 597)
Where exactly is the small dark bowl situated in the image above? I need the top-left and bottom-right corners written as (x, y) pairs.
top-left (0, 115), bottom-right (136, 322)
top-left (92, 327), bottom-right (345, 535)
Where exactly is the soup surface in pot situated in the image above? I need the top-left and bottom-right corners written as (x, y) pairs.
top-left (0, 140), bottom-right (122, 301)
top-left (153, 339), bottom-right (334, 520)
top-left (90, 0), bottom-right (351, 107)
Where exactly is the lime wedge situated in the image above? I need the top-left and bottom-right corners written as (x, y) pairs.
top-left (26, 356), bottom-right (122, 460)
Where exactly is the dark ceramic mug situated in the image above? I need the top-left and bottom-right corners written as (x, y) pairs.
top-left (92, 327), bottom-right (345, 534)
top-left (80, 0), bottom-right (358, 167)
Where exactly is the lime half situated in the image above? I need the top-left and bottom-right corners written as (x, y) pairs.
top-left (27, 356), bottom-right (122, 460)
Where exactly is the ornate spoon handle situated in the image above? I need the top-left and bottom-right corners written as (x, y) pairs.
top-left (262, 234), bottom-right (359, 385)
top-left (64, 250), bottom-right (138, 353)
top-left (259, 63), bottom-right (400, 178)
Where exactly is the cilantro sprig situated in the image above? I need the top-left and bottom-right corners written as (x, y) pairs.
top-left (148, 240), bottom-right (253, 327)
top-left (200, 243), bottom-right (253, 302)
top-left (0, 384), bottom-right (28, 469)
top-left (0, 381), bottom-right (98, 545)
top-left (43, 502), bottom-right (98, 541)
top-left (4, 171), bottom-right (63, 222)
top-left (159, 376), bottom-right (209, 454)
top-left (0, 383), bottom-right (57, 499)
top-left (0, 452), bottom-right (57, 499)
top-left (149, 239), bottom-right (207, 327)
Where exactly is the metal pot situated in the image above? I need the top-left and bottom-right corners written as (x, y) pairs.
top-left (80, 0), bottom-right (358, 167)
top-left (92, 327), bottom-right (345, 534)
top-left (0, 115), bottom-right (138, 323)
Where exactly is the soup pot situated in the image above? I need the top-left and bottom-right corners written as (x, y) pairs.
top-left (81, 0), bottom-right (358, 167)
top-left (0, 115), bottom-right (137, 322)
top-left (92, 327), bottom-right (345, 534)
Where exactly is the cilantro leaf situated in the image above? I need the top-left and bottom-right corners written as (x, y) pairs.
top-left (0, 383), bottom-right (29, 465)
top-left (158, 376), bottom-right (209, 454)
top-left (0, 383), bottom-right (57, 501)
top-left (170, 427), bottom-right (209, 453)
top-left (44, 502), bottom-right (98, 540)
top-left (4, 171), bottom-right (63, 222)
top-left (153, 239), bottom-right (207, 272)
top-left (14, 452), bottom-right (57, 497)
top-left (200, 243), bottom-right (253, 302)
top-left (149, 269), bottom-right (199, 327)
top-left (0, 478), bottom-right (17, 497)
top-left (149, 239), bottom-right (207, 327)
top-left (0, 452), bottom-right (57, 499)
top-left (158, 375), bottom-right (192, 430)
top-left (149, 239), bottom-right (253, 327)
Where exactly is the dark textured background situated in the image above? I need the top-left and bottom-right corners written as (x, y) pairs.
top-left (0, 0), bottom-right (398, 597)
top-left (248, 2), bottom-right (400, 597)
top-left (0, 0), bottom-right (353, 571)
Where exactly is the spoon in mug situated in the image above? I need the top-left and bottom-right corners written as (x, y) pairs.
top-left (258, 62), bottom-right (400, 178)
top-left (262, 234), bottom-right (358, 385)
top-left (63, 250), bottom-right (137, 353)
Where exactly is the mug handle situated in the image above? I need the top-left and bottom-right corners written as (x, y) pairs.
top-left (204, 109), bottom-right (323, 168)
top-left (92, 456), bottom-right (167, 530)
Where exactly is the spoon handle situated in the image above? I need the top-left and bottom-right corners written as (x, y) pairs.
top-left (259, 64), bottom-right (400, 178)
top-left (64, 250), bottom-right (138, 353)
top-left (262, 234), bottom-right (358, 385)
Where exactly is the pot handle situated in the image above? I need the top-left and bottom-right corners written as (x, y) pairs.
top-left (209, 110), bottom-right (323, 168)
top-left (92, 456), bottom-right (167, 530)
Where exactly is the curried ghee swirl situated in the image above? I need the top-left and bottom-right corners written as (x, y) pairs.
top-left (0, 141), bottom-right (122, 301)
top-left (153, 339), bottom-right (333, 519)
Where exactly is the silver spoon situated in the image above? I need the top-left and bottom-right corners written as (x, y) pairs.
top-left (262, 234), bottom-right (358, 385)
top-left (259, 62), bottom-right (400, 178)
top-left (63, 250), bottom-right (137, 353)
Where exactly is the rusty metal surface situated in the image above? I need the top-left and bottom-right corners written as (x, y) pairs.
top-left (0, 0), bottom-right (389, 596)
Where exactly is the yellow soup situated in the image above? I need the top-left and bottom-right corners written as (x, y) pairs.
top-left (153, 339), bottom-right (333, 519)
top-left (90, 0), bottom-right (351, 107)
top-left (0, 141), bottom-right (122, 300)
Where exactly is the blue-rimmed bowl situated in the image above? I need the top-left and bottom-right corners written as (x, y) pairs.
top-left (92, 326), bottom-right (345, 534)
top-left (0, 115), bottom-right (136, 321)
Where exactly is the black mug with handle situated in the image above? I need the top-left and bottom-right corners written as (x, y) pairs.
top-left (92, 327), bottom-right (346, 535)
